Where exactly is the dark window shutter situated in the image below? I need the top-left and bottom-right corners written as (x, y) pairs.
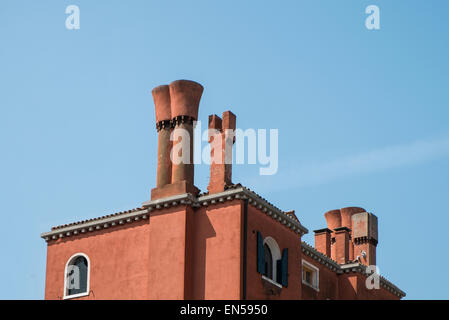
top-left (281, 248), bottom-right (288, 287)
top-left (276, 259), bottom-right (282, 283)
top-left (257, 231), bottom-right (265, 274)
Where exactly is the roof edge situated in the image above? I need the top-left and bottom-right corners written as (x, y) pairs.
top-left (41, 185), bottom-right (308, 242)
top-left (41, 208), bottom-right (149, 241)
top-left (301, 241), bottom-right (405, 298)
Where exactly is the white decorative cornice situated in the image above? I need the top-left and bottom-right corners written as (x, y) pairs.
top-left (301, 242), bottom-right (340, 271)
top-left (339, 262), bottom-right (406, 298)
top-left (197, 187), bottom-right (309, 236)
top-left (40, 208), bottom-right (149, 242)
top-left (142, 193), bottom-right (197, 210)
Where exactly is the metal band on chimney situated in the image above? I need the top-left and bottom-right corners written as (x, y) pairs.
top-left (155, 120), bottom-right (172, 131)
top-left (171, 115), bottom-right (196, 127)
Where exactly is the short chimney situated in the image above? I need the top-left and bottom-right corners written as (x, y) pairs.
top-left (314, 228), bottom-right (332, 257)
top-left (207, 111), bottom-right (236, 194)
top-left (352, 212), bottom-right (378, 266)
top-left (150, 80), bottom-right (203, 200)
top-left (334, 226), bottom-right (351, 264)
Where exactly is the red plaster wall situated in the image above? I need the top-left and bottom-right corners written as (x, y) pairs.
top-left (44, 201), bottom-right (401, 300)
top-left (147, 206), bottom-right (191, 299)
top-left (338, 274), bottom-right (359, 300)
top-left (338, 273), bottom-right (400, 300)
top-left (190, 200), bottom-right (242, 299)
top-left (301, 255), bottom-right (338, 300)
top-left (245, 205), bottom-right (302, 300)
top-left (44, 220), bottom-right (150, 300)
top-left (299, 258), bottom-right (400, 300)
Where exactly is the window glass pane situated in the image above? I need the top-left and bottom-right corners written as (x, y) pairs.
top-left (67, 256), bottom-right (88, 296)
top-left (263, 244), bottom-right (273, 279)
top-left (305, 271), bottom-right (311, 284)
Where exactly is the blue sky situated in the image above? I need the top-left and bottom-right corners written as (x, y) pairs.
top-left (1, 0), bottom-right (448, 299)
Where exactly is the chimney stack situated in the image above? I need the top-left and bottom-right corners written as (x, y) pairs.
top-left (152, 85), bottom-right (172, 188)
top-left (169, 80), bottom-right (203, 185)
top-left (352, 212), bottom-right (378, 266)
top-left (151, 80), bottom-right (203, 200)
top-left (324, 207), bottom-right (366, 264)
top-left (324, 209), bottom-right (341, 261)
top-left (314, 228), bottom-right (332, 257)
top-left (207, 111), bottom-right (236, 194)
top-left (333, 226), bottom-right (351, 264)
top-left (340, 207), bottom-right (365, 261)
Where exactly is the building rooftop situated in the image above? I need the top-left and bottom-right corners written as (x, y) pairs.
top-left (41, 184), bottom-right (309, 241)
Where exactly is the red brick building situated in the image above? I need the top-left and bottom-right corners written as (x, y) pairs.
top-left (41, 80), bottom-right (405, 300)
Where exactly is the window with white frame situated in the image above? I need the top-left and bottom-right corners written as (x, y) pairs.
top-left (263, 237), bottom-right (281, 283)
top-left (302, 260), bottom-right (319, 291)
top-left (64, 253), bottom-right (90, 299)
top-left (256, 231), bottom-right (289, 287)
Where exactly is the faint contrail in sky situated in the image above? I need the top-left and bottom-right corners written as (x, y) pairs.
top-left (251, 135), bottom-right (449, 190)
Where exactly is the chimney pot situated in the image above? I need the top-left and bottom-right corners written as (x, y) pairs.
top-left (150, 80), bottom-right (203, 200)
top-left (324, 209), bottom-right (341, 230)
top-left (352, 212), bottom-right (378, 266)
top-left (334, 226), bottom-right (351, 264)
top-left (340, 207), bottom-right (365, 229)
top-left (314, 228), bottom-right (332, 257)
top-left (152, 85), bottom-right (171, 122)
top-left (207, 110), bottom-right (236, 194)
top-left (169, 80), bottom-right (203, 120)
top-left (340, 207), bottom-right (365, 261)
top-left (152, 84), bottom-right (172, 189)
top-left (169, 80), bottom-right (203, 188)
top-left (208, 114), bottom-right (222, 132)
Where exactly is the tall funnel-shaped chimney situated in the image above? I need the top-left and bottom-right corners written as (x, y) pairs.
top-left (152, 85), bottom-right (172, 188)
top-left (324, 209), bottom-right (341, 230)
top-left (150, 80), bottom-right (203, 200)
top-left (340, 206), bottom-right (365, 261)
top-left (169, 80), bottom-right (203, 185)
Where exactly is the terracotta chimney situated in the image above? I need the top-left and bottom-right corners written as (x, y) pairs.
top-left (324, 209), bottom-right (341, 261)
top-left (169, 80), bottom-right (203, 185)
top-left (352, 212), bottom-right (378, 266)
top-left (150, 80), bottom-right (203, 200)
top-left (324, 209), bottom-right (341, 230)
top-left (207, 111), bottom-right (236, 194)
top-left (314, 228), bottom-right (332, 257)
top-left (334, 226), bottom-right (351, 264)
top-left (324, 207), bottom-right (367, 264)
top-left (340, 207), bottom-right (365, 261)
top-left (152, 85), bottom-right (172, 188)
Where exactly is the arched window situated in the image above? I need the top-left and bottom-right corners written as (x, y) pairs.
top-left (257, 232), bottom-right (289, 287)
top-left (263, 237), bottom-right (281, 283)
top-left (64, 253), bottom-right (90, 299)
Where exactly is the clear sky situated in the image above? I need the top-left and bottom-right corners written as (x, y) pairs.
top-left (1, 0), bottom-right (448, 299)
